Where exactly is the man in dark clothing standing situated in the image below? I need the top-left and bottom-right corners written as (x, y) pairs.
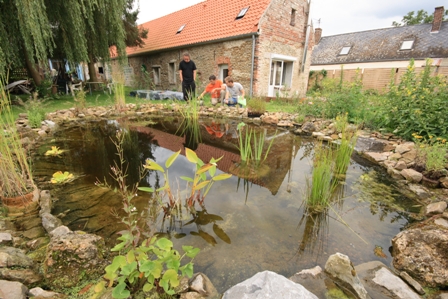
top-left (178, 52), bottom-right (197, 101)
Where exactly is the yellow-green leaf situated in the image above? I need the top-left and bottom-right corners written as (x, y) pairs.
top-left (185, 148), bottom-right (198, 163)
top-left (165, 150), bottom-right (180, 168)
top-left (212, 173), bottom-right (232, 181)
top-left (197, 163), bottom-right (213, 175)
top-left (144, 161), bottom-right (165, 173)
top-left (193, 180), bottom-right (210, 190)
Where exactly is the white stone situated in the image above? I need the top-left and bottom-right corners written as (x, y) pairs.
top-left (372, 268), bottom-right (420, 299)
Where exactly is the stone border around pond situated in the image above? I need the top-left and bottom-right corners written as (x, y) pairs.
top-left (1, 103), bottom-right (447, 298)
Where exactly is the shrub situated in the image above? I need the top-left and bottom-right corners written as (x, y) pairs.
top-left (383, 59), bottom-right (448, 140)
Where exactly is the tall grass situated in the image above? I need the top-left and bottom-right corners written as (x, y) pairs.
top-left (236, 123), bottom-right (275, 167)
top-left (0, 75), bottom-right (35, 198)
top-left (305, 143), bottom-right (337, 211)
top-left (333, 113), bottom-right (358, 176)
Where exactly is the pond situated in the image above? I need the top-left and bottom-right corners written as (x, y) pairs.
top-left (32, 116), bottom-right (420, 294)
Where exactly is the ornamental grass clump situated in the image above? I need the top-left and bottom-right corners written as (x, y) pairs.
top-left (0, 75), bottom-right (35, 198)
top-left (333, 113), bottom-right (358, 176)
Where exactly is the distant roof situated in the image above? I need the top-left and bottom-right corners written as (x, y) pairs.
top-left (311, 21), bottom-right (448, 65)
top-left (127, 0), bottom-right (271, 57)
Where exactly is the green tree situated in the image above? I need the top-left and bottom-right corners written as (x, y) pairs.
top-left (392, 9), bottom-right (448, 26)
top-left (0, 0), bottom-right (145, 85)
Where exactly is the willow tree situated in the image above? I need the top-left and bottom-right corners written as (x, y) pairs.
top-left (1, 0), bottom-right (140, 85)
top-left (0, 0), bottom-right (54, 85)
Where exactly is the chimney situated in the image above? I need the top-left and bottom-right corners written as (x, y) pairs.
top-left (314, 28), bottom-right (322, 44)
top-left (431, 6), bottom-right (444, 32)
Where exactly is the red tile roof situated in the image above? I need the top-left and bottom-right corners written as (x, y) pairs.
top-left (127, 0), bottom-right (271, 56)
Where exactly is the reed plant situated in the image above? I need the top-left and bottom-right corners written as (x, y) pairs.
top-left (0, 75), bottom-right (35, 198)
top-left (333, 113), bottom-right (358, 176)
top-left (236, 122), bottom-right (275, 167)
top-left (305, 143), bottom-right (337, 211)
top-left (16, 93), bottom-right (46, 128)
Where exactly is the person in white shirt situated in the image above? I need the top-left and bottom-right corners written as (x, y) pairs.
top-left (224, 76), bottom-right (245, 107)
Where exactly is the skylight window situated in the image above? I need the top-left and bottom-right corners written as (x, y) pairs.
top-left (400, 40), bottom-right (414, 50)
top-left (236, 7), bottom-right (249, 19)
top-left (177, 24), bottom-right (186, 34)
top-left (339, 46), bottom-right (351, 55)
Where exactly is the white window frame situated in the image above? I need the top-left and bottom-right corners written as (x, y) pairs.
top-left (268, 54), bottom-right (296, 97)
top-left (236, 7), bottom-right (249, 19)
top-left (339, 46), bottom-right (351, 55)
top-left (400, 40), bottom-right (414, 50)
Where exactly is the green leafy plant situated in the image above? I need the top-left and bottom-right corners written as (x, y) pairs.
top-left (0, 74), bottom-right (35, 198)
top-left (50, 171), bottom-right (75, 184)
top-left (139, 148), bottom-right (232, 207)
top-left (413, 134), bottom-right (447, 172)
top-left (97, 237), bottom-right (199, 298)
top-left (44, 146), bottom-right (66, 157)
top-left (333, 113), bottom-right (358, 176)
top-left (74, 88), bottom-right (87, 111)
top-left (16, 93), bottom-right (47, 128)
top-left (112, 70), bottom-right (126, 110)
top-left (236, 123), bottom-right (275, 167)
top-left (383, 59), bottom-right (448, 140)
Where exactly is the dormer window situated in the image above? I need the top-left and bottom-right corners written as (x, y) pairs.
top-left (236, 7), bottom-right (249, 20)
top-left (339, 46), bottom-right (351, 55)
top-left (176, 24), bottom-right (186, 34)
top-left (400, 40), bottom-right (414, 50)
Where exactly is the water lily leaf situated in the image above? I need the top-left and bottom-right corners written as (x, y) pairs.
top-left (213, 224), bottom-right (231, 244)
top-left (212, 173), bottom-right (232, 181)
top-left (185, 148), bottom-right (199, 164)
top-left (166, 150), bottom-right (180, 168)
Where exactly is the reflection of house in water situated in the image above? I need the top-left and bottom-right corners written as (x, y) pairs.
top-left (130, 120), bottom-right (300, 195)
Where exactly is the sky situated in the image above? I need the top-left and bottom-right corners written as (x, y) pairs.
top-left (136, 0), bottom-right (443, 36)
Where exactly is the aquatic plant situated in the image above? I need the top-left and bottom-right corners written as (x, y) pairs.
top-left (236, 122), bottom-right (275, 167)
top-left (305, 143), bottom-right (338, 211)
top-left (139, 148), bottom-right (232, 208)
top-left (50, 171), bottom-right (75, 184)
top-left (44, 146), bottom-right (66, 157)
top-left (0, 74), bottom-right (35, 198)
top-left (333, 113), bottom-right (358, 176)
top-left (413, 133), bottom-right (447, 172)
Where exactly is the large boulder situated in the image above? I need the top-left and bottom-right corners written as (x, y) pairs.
top-left (0, 280), bottom-right (28, 299)
top-left (43, 231), bottom-right (107, 290)
top-left (222, 271), bottom-right (318, 299)
top-left (392, 224), bottom-right (448, 287)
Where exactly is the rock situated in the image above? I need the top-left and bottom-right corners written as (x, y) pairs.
top-left (371, 268), bottom-right (421, 299)
top-left (387, 167), bottom-right (403, 180)
top-left (0, 247), bottom-right (34, 268)
top-left (0, 233), bottom-right (12, 246)
top-left (437, 293), bottom-right (448, 299)
top-left (394, 160), bottom-right (407, 170)
top-left (262, 115), bottom-right (278, 125)
top-left (426, 201), bottom-right (447, 216)
top-left (0, 268), bottom-right (42, 285)
top-left (39, 190), bottom-right (52, 214)
top-left (400, 169), bottom-right (423, 183)
top-left (296, 266), bottom-right (323, 277)
top-left (422, 176), bottom-right (439, 188)
top-left (222, 271), bottom-right (318, 299)
top-left (301, 122), bottom-right (317, 134)
top-left (354, 137), bottom-right (389, 153)
top-left (40, 212), bottom-right (63, 234)
top-left (399, 271), bottom-right (425, 295)
top-left (0, 280), bottom-right (28, 299)
top-left (435, 218), bottom-right (448, 229)
top-left (188, 273), bottom-right (218, 298)
top-left (408, 184), bottom-right (431, 199)
top-left (289, 266), bottom-right (329, 299)
top-left (440, 177), bottom-right (448, 189)
top-left (324, 253), bottom-right (369, 299)
top-left (355, 261), bottom-right (421, 299)
top-left (400, 149), bottom-right (417, 164)
top-left (362, 152), bottom-right (390, 163)
top-left (49, 226), bottom-right (71, 238)
top-left (392, 227), bottom-right (448, 287)
top-left (389, 152), bottom-right (402, 161)
top-left (29, 287), bottom-right (64, 298)
top-left (395, 142), bottom-right (415, 154)
top-left (43, 231), bottom-right (107, 289)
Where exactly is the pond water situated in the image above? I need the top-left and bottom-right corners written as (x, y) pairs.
top-left (32, 116), bottom-right (420, 294)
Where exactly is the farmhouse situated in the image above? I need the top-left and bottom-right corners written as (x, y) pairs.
top-left (123, 0), bottom-right (313, 98)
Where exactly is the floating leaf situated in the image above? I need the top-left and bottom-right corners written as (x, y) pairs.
top-left (193, 230), bottom-right (217, 246)
top-left (213, 223), bottom-right (231, 244)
